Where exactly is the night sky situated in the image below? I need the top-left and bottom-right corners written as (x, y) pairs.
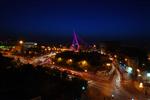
top-left (0, 0), bottom-right (150, 42)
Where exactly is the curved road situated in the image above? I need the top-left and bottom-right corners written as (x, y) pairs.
top-left (6, 53), bottom-right (150, 100)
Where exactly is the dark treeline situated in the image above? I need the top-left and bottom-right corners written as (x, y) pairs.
top-left (55, 51), bottom-right (111, 72)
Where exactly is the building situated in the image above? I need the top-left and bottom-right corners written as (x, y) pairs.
top-left (23, 42), bottom-right (37, 49)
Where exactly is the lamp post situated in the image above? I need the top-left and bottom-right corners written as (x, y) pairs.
top-left (19, 40), bottom-right (24, 45)
top-left (18, 40), bottom-right (24, 54)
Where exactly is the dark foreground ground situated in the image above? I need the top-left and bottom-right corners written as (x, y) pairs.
top-left (0, 62), bottom-right (87, 100)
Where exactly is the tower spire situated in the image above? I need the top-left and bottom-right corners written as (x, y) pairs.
top-left (71, 31), bottom-right (80, 52)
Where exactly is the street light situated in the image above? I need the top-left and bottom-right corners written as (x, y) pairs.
top-left (126, 67), bottom-right (133, 74)
top-left (109, 57), bottom-right (114, 61)
top-left (137, 69), bottom-right (140, 73)
top-left (125, 58), bottom-right (128, 61)
top-left (41, 46), bottom-right (45, 49)
top-left (79, 60), bottom-right (88, 68)
top-left (57, 57), bottom-right (62, 62)
top-left (82, 86), bottom-right (86, 90)
top-left (139, 82), bottom-right (143, 88)
top-left (34, 43), bottom-right (37, 46)
top-left (93, 44), bottom-right (96, 48)
top-left (106, 63), bottom-right (111, 67)
top-left (66, 59), bottom-right (73, 64)
top-left (84, 69), bottom-right (87, 72)
top-left (114, 55), bottom-right (117, 58)
top-left (19, 40), bottom-right (24, 44)
top-left (147, 73), bottom-right (150, 77)
top-left (45, 48), bottom-right (47, 51)
top-left (138, 74), bottom-right (142, 77)
top-left (111, 94), bottom-right (114, 99)
top-left (81, 60), bottom-right (88, 66)
top-left (68, 59), bottom-right (72, 62)
top-left (131, 98), bottom-right (134, 100)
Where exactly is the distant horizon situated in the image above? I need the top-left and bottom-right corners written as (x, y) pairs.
top-left (0, 31), bottom-right (150, 48)
top-left (0, 31), bottom-right (149, 42)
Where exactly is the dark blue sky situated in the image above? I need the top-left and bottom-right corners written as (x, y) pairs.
top-left (0, 0), bottom-right (150, 42)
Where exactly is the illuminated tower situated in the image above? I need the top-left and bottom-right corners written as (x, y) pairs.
top-left (71, 31), bottom-right (80, 52)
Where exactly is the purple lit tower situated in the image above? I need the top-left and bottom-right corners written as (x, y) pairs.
top-left (71, 31), bottom-right (80, 52)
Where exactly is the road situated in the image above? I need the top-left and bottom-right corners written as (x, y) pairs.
top-left (111, 63), bottom-right (150, 100)
top-left (81, 63), bottom-right (150, 100)
top-left (4, 53), bottom-right (150, 100)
